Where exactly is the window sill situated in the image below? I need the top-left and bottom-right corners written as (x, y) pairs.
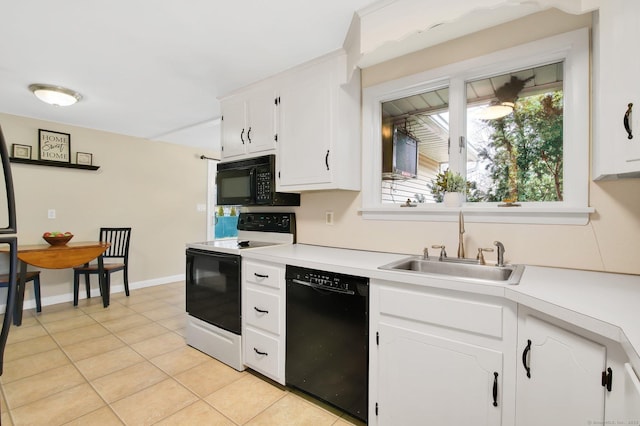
top-left (359, 204), bottom-right (594, 225)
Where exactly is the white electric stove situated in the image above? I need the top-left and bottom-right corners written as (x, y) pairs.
top-left (185, 212), bottom-right (296, 370)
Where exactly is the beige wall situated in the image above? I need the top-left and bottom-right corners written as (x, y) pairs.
top-left (295, 9), bottom-right (640, 276)
top-left (0, 112), bottom-right (215, 307)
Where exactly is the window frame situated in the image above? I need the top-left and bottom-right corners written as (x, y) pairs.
top-left (361, 28), bottom-right (593, 225)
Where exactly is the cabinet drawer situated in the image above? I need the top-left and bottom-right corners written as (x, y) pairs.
top-left (245, 288), bottom-right (280, 334)
top-left (379, 287), bottom-right (504, 338)
top-left (245, 262), bottom-right (281, 289)
top-left (244, 328), bottom-right (280, 379)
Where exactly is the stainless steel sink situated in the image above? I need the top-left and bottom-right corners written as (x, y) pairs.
top-left (379, 256), bottom-right (525, 285)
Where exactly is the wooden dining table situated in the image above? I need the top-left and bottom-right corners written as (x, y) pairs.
top-left (0, 241), bottom-right (111, 326)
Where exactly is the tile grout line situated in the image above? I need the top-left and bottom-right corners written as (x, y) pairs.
top-left (106, 290), bottom-right (235, 425)
top-left (0, 288), bottom-right (178, 424)
top-left (0, 372), bottom-right (14, 425)
top-left (1, 306), bottom-right (115, 425)
top-left (6, 293), bottom-right (179, 424)
top-left (70, 295), bottom-right (192, 425)
top-left (70, 291), bottom-right (215, 425)
top-left (40, 302), bottom-right (126, 425)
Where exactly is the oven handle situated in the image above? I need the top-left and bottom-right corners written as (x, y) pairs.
top-left (289, 278), bottom-right (355, 295)
top-left (186, 249), bottom-right (240, 263)
top-left (186, 252), bottom-right (194, 284)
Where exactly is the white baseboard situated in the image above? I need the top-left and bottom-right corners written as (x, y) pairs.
top-left (0, 274), bottom-right (185, 314)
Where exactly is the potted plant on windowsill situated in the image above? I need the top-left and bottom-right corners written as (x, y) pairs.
top-left (429, 169), bottom-right (466, 207)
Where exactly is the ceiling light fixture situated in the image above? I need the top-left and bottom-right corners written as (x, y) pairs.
top-left (476, 101), bottom-right (515, 120)
top-left (28, 84), bottom-right (82, 106)
top-left (477, 75), bottom-right (534, 120)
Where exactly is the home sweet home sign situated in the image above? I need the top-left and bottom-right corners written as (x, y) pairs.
top-left (39, 129), bottom-right (70, 163)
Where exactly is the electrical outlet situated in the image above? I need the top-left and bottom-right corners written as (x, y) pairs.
top-left (325, 211), bottom-right (334, 225)
top-left (47, 209), bottom-right (56, 219)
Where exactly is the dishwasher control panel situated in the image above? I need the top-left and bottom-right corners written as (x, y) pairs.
top-left (285, 265), bottom-right (369, 292)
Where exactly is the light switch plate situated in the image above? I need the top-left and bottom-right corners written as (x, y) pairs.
top-left (325, 211), bottom-right (334, 225)
top-left (47, 209), bottom-right (56, 219)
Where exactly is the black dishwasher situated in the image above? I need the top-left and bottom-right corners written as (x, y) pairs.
top-left (285, 265), bottom-right (369, 422)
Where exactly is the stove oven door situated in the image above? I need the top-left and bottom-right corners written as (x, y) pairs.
top-left (186, 248), bottom-right (241, 334)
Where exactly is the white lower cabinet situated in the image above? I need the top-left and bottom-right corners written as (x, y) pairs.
top-left (244, 328), bottom-right (280, 378)
top-left (242, 260), bottom-right (285, 384)
top-left (369, 279), bottom-right (517, 425)
top-left (377, 323), bottom-right (504, 425)
top-left (621, 363), bottom-right (640, 421)
top-left (516, 306), bottom-right (640, 426)
top-left (515, 310), bottom-right (607, 426)
top-left (369, 279), bottom-right (640, 425)
top-left (605, 343), bottom-right (640, 424)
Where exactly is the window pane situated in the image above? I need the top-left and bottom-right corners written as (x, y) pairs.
top-left (465, 62), bottom-right (564, 203)
top-left (380, 88), bottom-right (449, 204)
top-left (214, 205), bottom-right (240, 239)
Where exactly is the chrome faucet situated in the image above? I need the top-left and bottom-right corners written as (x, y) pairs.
top-left (494, 241), bottom-right (506, 267)
top-left (423, 247), bottom-right (429, 260)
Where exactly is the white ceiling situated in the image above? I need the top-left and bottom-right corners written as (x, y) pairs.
top-left (0, 0), bottom-right (378, 150)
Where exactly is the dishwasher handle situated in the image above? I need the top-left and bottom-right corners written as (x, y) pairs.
top-left (289, 278), bottom-right (355, 295)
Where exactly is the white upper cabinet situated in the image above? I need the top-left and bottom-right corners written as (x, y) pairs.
top-left (591, 0), bottom-right (640, 179)
top-left (218, 51), bottom-right (361, 189)
top-left (220, 84), bottom-right (277, 159)
top-left (277, 51), bottom-right (361, 192)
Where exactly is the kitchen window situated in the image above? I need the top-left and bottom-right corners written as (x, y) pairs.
top-left (206, 159), bottom-right (240, 240)
top-left (362, 28), bottom-right (592, 224)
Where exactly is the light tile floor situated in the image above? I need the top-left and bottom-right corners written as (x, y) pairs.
top-left (0, 282), bottom-right (364, 425)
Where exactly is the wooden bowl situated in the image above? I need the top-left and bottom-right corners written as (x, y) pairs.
top-left (43, 234), bottom-right (73, 246)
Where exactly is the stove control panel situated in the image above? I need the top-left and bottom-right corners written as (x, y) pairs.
top-left (237, 212), bottom-right (296, 235)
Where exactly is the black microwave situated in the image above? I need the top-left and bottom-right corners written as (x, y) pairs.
top-left (216, 155), bottom-right (300, 206)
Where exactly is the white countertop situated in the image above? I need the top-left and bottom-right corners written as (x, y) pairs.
top-left (243, 243), bottom-right (640, 372)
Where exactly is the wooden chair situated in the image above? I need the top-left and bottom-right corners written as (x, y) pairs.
top-left (73, 227), bottom-right (131, 306)
top-left (0, 271), bottom-right (42, 313)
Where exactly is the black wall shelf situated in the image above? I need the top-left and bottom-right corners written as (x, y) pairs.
top-left (9, 157), bottom-right (100, 171)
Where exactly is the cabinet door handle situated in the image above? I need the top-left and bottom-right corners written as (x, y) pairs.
top-left (602, 367), bottom-right (613, 392)
top-left (254, 347), bottom-right (268, 356)
top-left (254, 273), bottom-right (269, 279)
top-left (522, 339), bottom-right (532, 378)
top-left (325, 150), bottom-right (330, 170)
top-left (247, 127), bottom-right (252, 143)
top-left (254, 306), bottom-right (269, 314)
top-left (492, 372), bottom-right (499, 407)
top-left (624, 103), bottom-right (633, 140)
top-left (240, 128), bottom-right (245, 144)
